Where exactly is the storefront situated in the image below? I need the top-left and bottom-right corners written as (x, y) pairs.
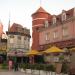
top-left (7, 50), bottom-right (28, 63)
top-left (0, 50), bottom-right (7, 63)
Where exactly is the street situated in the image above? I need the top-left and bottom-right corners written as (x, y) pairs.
top-left (0, 71), bottom-right (26, 75)
top-left (0, 70), bottom-right (68, 75)
top-left (0, 70), bottom-right (55, 75)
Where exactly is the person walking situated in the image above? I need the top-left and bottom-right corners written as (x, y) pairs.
top-left (14, 62), bottom-right (18, 71)
top-left (8, 59), bottom-right (13, 71)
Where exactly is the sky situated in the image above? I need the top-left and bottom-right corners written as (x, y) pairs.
top-left (0, 0), bottom-right (75, 34)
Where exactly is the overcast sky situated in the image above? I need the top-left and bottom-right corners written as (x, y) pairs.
top-left (0, 0), bottom-right (75, 33)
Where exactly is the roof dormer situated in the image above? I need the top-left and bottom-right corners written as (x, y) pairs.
top-left (52, 15), bottom-right (56, 25)
top-left (61, 10), bottom-right (66, 21)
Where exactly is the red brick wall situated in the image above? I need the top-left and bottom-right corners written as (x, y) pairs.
top-left (32, 12), bottom-right (51, 50)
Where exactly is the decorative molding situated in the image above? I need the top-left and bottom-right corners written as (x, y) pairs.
top-left (32, 18), bottom-right (46, 21)
top-left (40, 39), bottom-right (75, 50)
top-left (32, 24), bottom-right (43, 27)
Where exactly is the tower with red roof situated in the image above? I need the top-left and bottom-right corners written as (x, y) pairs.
top-left (31, 7), bottom-right (51, 50)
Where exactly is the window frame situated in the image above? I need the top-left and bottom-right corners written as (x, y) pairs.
top-left (45, 32), bottom-right (50, 41)
top-left (52, 16), bottom-right (56, 24)
top-left (53, 30), bottom-right (58, 39)
top-left (62, 27), bottom-right (68, 37)
top-left (62, 12), bottom-right (66, 21)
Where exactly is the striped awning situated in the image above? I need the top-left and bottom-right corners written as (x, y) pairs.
top-left (7, 50), bottom-right (25, 57)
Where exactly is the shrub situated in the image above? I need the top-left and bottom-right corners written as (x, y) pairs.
top-left (1, 63), bottom-right (8, 69)
top-left (44, 64), bottom-right (55, 71)
top-left (36, 64), bottom-right (44, 70)
top-left (59, 55), bottom-right (64, 62)
top-left (61, 62), bottom-right (68, 74)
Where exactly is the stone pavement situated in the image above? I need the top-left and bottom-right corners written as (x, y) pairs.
top-left (0, 70), bottom-right (67, 75)
top-left (0, 70), bottom-right (51, 75)
top-left (0, 71), bottom-right (26, 75)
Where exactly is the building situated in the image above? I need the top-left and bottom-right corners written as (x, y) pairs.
top-left (32, 7), bottom-right (75, 72)
top-left (6, 23), bottom-right (31, 62)
top-left (0, 21), bottom-right (7, 63)
top-left (0, 21), bottom-right (3, 37)
top-left (39, 7), bottom-right (75, 50)
top-left (0, 36), bottom-right (7, 63)
top-left (32, 7), bottom-right (51, 50)
top-left (32, 7), bottom-right (75, 50)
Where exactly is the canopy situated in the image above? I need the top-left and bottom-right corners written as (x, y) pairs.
top-left (43, 46), bottom-right (64, 54)
top-left (26, 50), bottom-right (40, 56)
top-left (7, 50), bottom-right (25, 57)
top-left (70, 48), bottom-right (75, 51)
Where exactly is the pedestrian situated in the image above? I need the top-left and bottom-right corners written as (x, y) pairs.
top-left (14, 62), bottom-right (18, 71)
top-left (8, 59), bottom-right (13, 71)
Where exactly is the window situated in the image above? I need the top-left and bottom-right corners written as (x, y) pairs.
top-left (10, 38), bottom-right (14, 44)
top-left (24, 37), bottom-right (26, 40)
top-left (52, 16), bottom-right (56, 24)
top-left (53, 31), bottom-right (58, 39)
top-left (62, 11), bottom-right (66, 21)
top-left (44, 20), bottom-right (49, 28)
top-left (62, 27), bottom-right (68, 37)
top-left (28, 38), bottom-right (30, 42)
top-left (45, 32), bottom-right (50, 41)
top-left (9, 35), bottom-right (14, 38)
top-left (18, 35), bottom-right (21, 40)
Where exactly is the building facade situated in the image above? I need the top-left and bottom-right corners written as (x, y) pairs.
top-left (0, 21), bottom-right (7, 63)
top-left (0, 21), bottom-right (3, 37)
top-left (32, 7), bottom-right (51, 50)
top-left (32, 7), bottom-right (75, 50)
top-left (6, 23), bottom-right (31, 57)
top-left (0, 38), bottom-right (7, 63)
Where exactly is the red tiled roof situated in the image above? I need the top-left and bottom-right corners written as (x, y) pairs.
top-left (33, 6), bottom-right (51, 15)
top-left (66, 8), bottom-right (74, 17)
top-left (49, 8), bottom-right (74, 24)
top-left (9, 23), bottom-right (23, 32)
top-left (36, 7), bottom-right (47, 13)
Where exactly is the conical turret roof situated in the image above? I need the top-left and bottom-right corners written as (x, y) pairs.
top-left (36, 7), bottom-right (47, 13)
top-left (32, 7), bottom-right (50, 15)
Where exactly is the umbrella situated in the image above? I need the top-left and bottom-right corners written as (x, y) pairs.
top-left (70, 48), bottom-right (75, 51)
top-left (26, 50), bottom-right (40, 56)
top-left (25, 50), bottom-right (40, 64)
top-left (42, 46), bottom-right (64, 54)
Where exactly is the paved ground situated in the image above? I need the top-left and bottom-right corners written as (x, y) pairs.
top-left (0, 70), bottom-right (56, 75)
top-left (0, 71), bottom-right (26, 75)
top-left (0, 70), bottom-right (67, 75)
